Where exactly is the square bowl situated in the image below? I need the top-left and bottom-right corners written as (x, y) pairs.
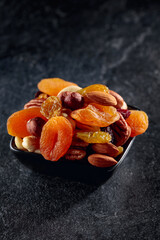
top-left (9, 105), bottom-right (138, 183)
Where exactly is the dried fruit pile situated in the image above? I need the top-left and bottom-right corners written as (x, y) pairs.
top-left (7, 78), bottom-right (148, 168)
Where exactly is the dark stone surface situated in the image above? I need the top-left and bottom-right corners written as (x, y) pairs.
top-left (0, 0), bottom-right (160, 239)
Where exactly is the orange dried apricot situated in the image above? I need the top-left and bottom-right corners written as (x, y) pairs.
top-left (126, 110), bottom-right (148, 137)
top-left (7, 108), bottom-right (47, 138)
top-left (78, 84), bottom-right (109, 96)
top-left (71, 103), bottom-right (120, 127)
top-left (76, 131), bottom-right (111, 143)
top-left (75, 121), bottom-right (100, 132)
top-left (38, 78), bottom-right (78, 96)
top-left (40, 116), bottom-right (73, 161)
top-left (40, 96), bottom-right (62, 119)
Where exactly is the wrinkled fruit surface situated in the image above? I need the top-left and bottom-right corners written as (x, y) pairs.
top-left (117, 109), bottom-right (131, 119)
top-left (40, 116), bottom-right (73, 161)
top-left (111, 112), bottom-right (131, 146)
top-left (76, 121), bottom-right (100, 132)
top-left (76, 131), bottom-right (111, 143)
top-left (126, 110), bottom-right (148, 137)
top-left (7, 77), bottom-right (149, 167)
top-left (101, 126), bottom-right (115, 143)
top-left (65, 148), bottom-right (86, 160)
top-left (40, 96), bottom-right (62, 119)
top-left (71, 103), bottom-right (120, 127)
top-left (7, 108), bottom-right (47, 138)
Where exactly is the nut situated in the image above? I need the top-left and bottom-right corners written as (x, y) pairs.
top-left (88, 154), bottom-right (117, 168)
top-left (111, 112), bottom-right (131, 146)
top-left (36, 93), bottom-right (49, 99)
top-left (71, 137), bottom-right (89, 148)
top-left (66, 116), bottom-right (76, 130)
top-left (117, 109), bottom-right (131, 119)
top-left (58, 91), bottom-right (84, 110)
top-left (109, 90), bottom-right (125, 109)
top-left (35, 91), bottom-right (43, 98)
top-left (24, 98), bottom-right (46, 109)
top-left (92, 142), bottom-right (119, 157)
top-left (65, 148), bottom-right (86, 160)
top-left (14, 136), bottom-right (26, 150)
top-left (27, 117), bottom-right (46, 137)
top-left (57, 85), bottom-right (82, 96)
top-left (34, 90), bottom-right (49, 99)
top-left (61, 108), bottom-right (72, 117)
top-left (61, 109), bottom-right (76, 129)
top-left (22, 136), bottom-right (39, 152)
top-left (34, 149), bottom-right (41, 154)
top-left (85, 91), bottom-right (117, 106)
top-left (121, 101), bottom-right (128, 110)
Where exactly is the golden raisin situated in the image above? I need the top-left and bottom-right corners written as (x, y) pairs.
top-left (36, 93), bottom-right (49, 99)
top-left (76, 131), bottom-right (111, 143)
top-left (114, 146), bottom-right (124, 157)
top-left (40, 96), bottom-right (62, 119)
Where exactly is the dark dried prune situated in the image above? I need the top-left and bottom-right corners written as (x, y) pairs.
top-left (117, 109), bottom-right (131, 119)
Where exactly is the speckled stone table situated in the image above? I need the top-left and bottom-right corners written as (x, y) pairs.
top-left (0, 0), bottom-right (160, 239)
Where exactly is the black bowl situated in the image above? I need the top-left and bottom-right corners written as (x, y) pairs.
top-left (10, 105), bottom-right (138, 184)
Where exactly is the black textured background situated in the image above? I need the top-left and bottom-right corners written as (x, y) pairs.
top-left (0, 0), bottom-right (160, 239)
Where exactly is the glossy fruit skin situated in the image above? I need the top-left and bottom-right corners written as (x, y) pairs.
top-left (40, 116), bottom-right (73, 161)
top-left (76, 131), bottom-right (111, 143)
top-left (38, 78), bottom-right (77, 96)
top-left (71, 103), bottom-right (120, 127)
top-left (126, 110), bottom-right (148, 137)
top-left (26, 117), bottom-right (46, 137)
top-left (78, 84), bottom-right (109, 96)
top-left (7, 108), bottom-right (47, 138)
top-left (76, 121), bottom-right (100, 132)
top-left (59, 91), bottom-right (84, 110)
top-left (101, 126), bottom-right (114, 143)
top-left (117, 109), bottom-right (131, 119)
top-left (40, 96), bottom-right (62, 119)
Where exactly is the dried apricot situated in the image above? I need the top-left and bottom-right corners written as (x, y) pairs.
top-left (40, 96), bottom-right (62, 119)
top-left (76, 131), bottom-right (111, 143)
top-left (38, 78), bottom-right (78, 96)
top-left (7, 108), bottom-right (47, 138)
top-left (77, 84), bottom-right (109, 96)
top-left (126, 110), bottom-right (148, 137)
top-left (40, 116), bottom-right (73, 161)
top-left (75, 121), bottom-right (100, 132)
top-left (71, 103), bottom-right (120, 127)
